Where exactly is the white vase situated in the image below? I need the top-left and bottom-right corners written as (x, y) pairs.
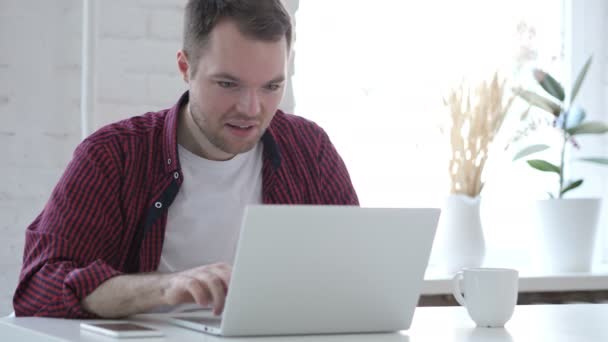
top-left (435, 194), bottom-right (486, 274)
top-left (532, 198), bottom-right (602, 273)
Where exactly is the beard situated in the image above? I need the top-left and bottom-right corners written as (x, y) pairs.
top-left (189, 102), bottom-right (264, 156)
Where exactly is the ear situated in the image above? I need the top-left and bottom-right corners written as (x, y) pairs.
top-left (177, 50), bottom-right (190, 82)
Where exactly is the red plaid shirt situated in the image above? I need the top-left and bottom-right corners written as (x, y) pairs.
top-left (14, 92), bottom-right (358, 318)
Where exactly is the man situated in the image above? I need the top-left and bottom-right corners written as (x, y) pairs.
top-left (13, 0), bottom-right (357, 319)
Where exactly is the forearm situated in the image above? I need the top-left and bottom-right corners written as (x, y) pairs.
top-left (14, 258), bottom-right (123, 318)
top-left (82, 273), bottom-right (171, 318)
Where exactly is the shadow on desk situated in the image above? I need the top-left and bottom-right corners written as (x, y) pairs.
top-left (419, 290), bottom-right (608, 306)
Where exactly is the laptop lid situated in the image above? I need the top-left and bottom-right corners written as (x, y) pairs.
top-left (216, 205), bottom-right (440, 336)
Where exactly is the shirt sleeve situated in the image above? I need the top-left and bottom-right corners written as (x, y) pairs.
top-left (316, 128), bottom-right (360, 205)
top-left (13, 139), bottom-right (126, 318)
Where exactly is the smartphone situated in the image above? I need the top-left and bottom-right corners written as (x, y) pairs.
top-left (80, 322), bottom-right (164, 338)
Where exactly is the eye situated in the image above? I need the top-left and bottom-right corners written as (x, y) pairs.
top-left (217, 81), bottom-right (237, 89)
top-left (265, 83), bottom-right (282, 91)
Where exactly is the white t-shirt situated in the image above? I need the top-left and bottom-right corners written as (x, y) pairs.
top-left (158, 142), bottom-right (263, 273)
top-left (151, 142), bottom-right (263, 313)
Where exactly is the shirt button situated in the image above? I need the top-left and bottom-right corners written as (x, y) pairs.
top-left (167, 158), bottom-right (172, 165)
top-left (174, 172), bottom-right (179, 179)
top-left (155, 202), bottom-right (163, 209)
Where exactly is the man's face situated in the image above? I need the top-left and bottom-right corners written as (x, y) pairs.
top-left (177, 20), bottom-right (288, 161)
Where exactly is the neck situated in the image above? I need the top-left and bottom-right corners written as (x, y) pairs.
top-left (177, 102), bottom-right (235, 161)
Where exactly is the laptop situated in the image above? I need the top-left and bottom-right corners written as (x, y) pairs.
top-left (168, 205), bottom-right (440, 337)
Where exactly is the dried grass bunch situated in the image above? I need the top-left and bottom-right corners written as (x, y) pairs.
top-left (444, 73), bottom-right (514, 196)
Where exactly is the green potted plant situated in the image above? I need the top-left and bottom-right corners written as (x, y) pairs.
top-left (513, 56), bottom-right (608, 272)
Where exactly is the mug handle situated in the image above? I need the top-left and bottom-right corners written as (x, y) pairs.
top-left (452, 271), bottom-right (466, 307)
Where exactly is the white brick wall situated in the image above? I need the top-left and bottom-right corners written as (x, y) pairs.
top-left (94, 0), bottom-right (187, 129)
top-left (0, 0), bottom-right (82, 315)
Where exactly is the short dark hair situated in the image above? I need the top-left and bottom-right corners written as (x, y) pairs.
top-left (183, 0), bottom-right (292, 75)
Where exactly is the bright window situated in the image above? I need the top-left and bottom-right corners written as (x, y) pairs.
top-left (293, 1), bottom-right (565, 268)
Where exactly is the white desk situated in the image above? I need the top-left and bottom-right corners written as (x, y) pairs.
top-left (2, 304), bottom-right (608, 341)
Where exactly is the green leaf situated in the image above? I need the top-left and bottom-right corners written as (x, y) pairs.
top-left (513, 88), bottom-right (562, 116)
top-left (513, 144), bottom-right (550, 161)
top-left (566, 121), bottom-right (608, 135)
top-left (534, 69), bottom-right (565, 102)
top-left (561, 179), bottom-right (584, 197)
top-left (527, 159), bottom-right (561, 174)
top-left (570, 56), bottom-right (593, 105)
top-left (579, 157), bottom-right (608, 165)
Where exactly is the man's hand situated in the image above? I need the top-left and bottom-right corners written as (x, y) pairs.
top-left (163, 263), bottom-right (232, 315)
top-left (82, 262), bottom-right (232, 318)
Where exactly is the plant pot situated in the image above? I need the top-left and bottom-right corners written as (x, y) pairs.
top-left (435, 194), bottom-right (486, 274)
top-left (532, 198), bottom-right (602, 273)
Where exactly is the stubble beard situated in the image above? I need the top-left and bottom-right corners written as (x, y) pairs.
top-left (188, 103), bottom-right (261, 156)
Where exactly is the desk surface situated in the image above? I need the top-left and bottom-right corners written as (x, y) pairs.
top-left (2, 304), bottom-right (608, 341)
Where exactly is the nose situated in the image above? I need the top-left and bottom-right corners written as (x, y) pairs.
top-left (236, 89), bottom-right (261, 117)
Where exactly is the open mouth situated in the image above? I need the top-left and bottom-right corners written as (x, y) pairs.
top-left (226, 123), bottom-right (254, 130)
top-left (225, 123), bottom-right (256, 137)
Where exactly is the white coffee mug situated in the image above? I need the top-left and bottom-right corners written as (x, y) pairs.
top-left (452, 268), bottom-right (519, 327)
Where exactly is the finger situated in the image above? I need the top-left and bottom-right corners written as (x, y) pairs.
top-left (203, 264), bottom-right (231, 294)
top-left (204, 274), bottom-right (227, 316)
top-left (184, 278), bottom-right (213, 308)
top-left (212, 268), bottom-right (232, 293)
